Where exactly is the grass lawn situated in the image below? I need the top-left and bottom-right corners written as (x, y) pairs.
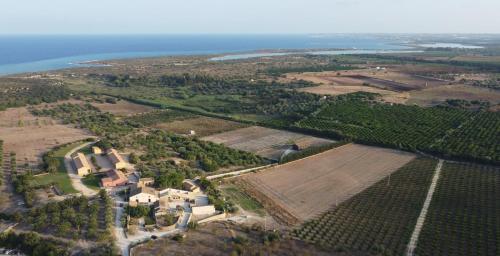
top-left (78, 144), bottom-right (93, 155)
top-left (82, 173), bottom-right (101, 191)
top-left (222, 185), bottom-right (264, 215)
top-left (32, 141), bottom-right (87, 194)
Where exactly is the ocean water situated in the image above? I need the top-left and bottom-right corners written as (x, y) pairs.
top-left (0, 35), bottom-right (407, 76)
top-left (417, 43), bottom-right (483, 49)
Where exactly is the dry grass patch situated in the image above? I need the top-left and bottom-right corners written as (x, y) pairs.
top-left (408, 84), bottom-right (500, 106)
top-left (155, 116), bottom-right (247, 137)
top-left (91, 100), bottom-right (155, 116)
top-left (0, 107), bottom-right (92, 164)
top-left (131, 222), bottom-right (332, 256)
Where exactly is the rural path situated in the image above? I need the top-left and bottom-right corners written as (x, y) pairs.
top-left (64, 142), bottom-right (98, 197)
top-left (206, 164), bottom-right (275, 180)
top-left (406, 159), bottom-right (444, 256)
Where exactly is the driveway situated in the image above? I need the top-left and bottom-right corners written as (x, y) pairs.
top-left (64, 142), bottom-right (98, 197)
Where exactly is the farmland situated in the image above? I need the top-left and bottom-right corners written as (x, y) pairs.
top-left (436, 111), bottom-right (500, 162)
top-left (415, 162), bottom-right (500, 256)
top-left (90, 99), bottom-right (155, 117)
top-left (287, 68), bottom-right (500, 108)
top-left (155, 116), bottom-right (247, 136)
top-left (407, 84), bottom-right (500, 107)
top-left (293, 157), bottom-right (437, 255)
top-left (0, 106), bottom-right (92, 165)
top-left (238, 144), bottom-right (415, 223)
top-left (298, 83), bottom-right (408, 104)
top-left (202, 126), bottom-right (334, 161)
top-left (286, 69), bottom-right (448, 91)
top-left (296, 98), bottom-right (500, 163)
top-left (125, 109), bottom-right (195, 127)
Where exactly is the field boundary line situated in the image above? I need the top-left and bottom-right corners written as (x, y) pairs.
top-left (406, 159), bottom-right (443, 256)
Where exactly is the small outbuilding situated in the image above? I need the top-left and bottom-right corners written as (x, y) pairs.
top-left (92, 146), bottom-right (103, 155)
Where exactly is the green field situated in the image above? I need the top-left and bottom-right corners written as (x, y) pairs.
top-left (77, 144), bottom-right (93, 155)
top-left (32, 141), bottom-right (86, 194)
top-left (222, 185), bottom-right (264, 215)
top-left (296, 99), bottom-right (499, 163)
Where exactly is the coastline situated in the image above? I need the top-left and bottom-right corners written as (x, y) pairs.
top-left (0, 47), bottom-right (419, 77)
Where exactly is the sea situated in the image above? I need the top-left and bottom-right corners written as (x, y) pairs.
top-left (0, 34), bottom-right (411, 76)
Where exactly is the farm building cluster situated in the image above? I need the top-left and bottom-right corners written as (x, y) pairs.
top-left (72, 146), bottom-right (131, 188)
top-left (128, 178), bottom-right (220, 229)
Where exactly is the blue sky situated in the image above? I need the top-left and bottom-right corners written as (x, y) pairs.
top-left (1, 0), bottom-right (499, 34)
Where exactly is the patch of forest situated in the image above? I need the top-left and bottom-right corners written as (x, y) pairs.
top-left (0, 78), bottom-right (72, 110)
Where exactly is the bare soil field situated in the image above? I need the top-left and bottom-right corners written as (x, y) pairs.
top-left (239, 144), bottom-right (415, 223)
top-left (155, 116), bottom-right (248, 137)
top-left (298, 84), bottom-right (409, 104)
top-left (342, 75), bottom-right (419, 91)
top-left (132, 222), bottom-right (333, 256)
top-left (407, 84), bottom-right (500, 106)
top-left (90, 100), bottom-right (154, 116)
top-left (202, 126), bottom-right (334, 161)
top-left (287, 69), bottom-right (448, 91)
top-left (0, 107), bottom-right (92, 165)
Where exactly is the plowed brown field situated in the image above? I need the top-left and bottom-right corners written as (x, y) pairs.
top-left (240, 144), bottom-right (415, 222)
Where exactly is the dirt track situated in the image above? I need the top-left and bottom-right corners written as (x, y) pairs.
top-left (240, 144), bottom-right (415, 222)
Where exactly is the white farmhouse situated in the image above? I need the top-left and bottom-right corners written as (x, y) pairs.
top-left (129, 186), bottom-right (159, 206)
top-left (192, 205), bottom-right (216, 216)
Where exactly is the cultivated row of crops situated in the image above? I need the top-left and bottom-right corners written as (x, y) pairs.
top-left (292, 158), bottom-right (437, 255)
top-left (415, 162), bottom-right (500, 256)
top-left (296, 100), bottom-right (499, 163)
top-left (435, 111), bottom-right (500, 162)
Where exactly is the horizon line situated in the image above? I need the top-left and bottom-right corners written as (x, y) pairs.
top-left (1, 32), bottom-right (500, 36)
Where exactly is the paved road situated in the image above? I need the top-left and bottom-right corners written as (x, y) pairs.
top-left (64, 142), bottom-right (98, 197)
